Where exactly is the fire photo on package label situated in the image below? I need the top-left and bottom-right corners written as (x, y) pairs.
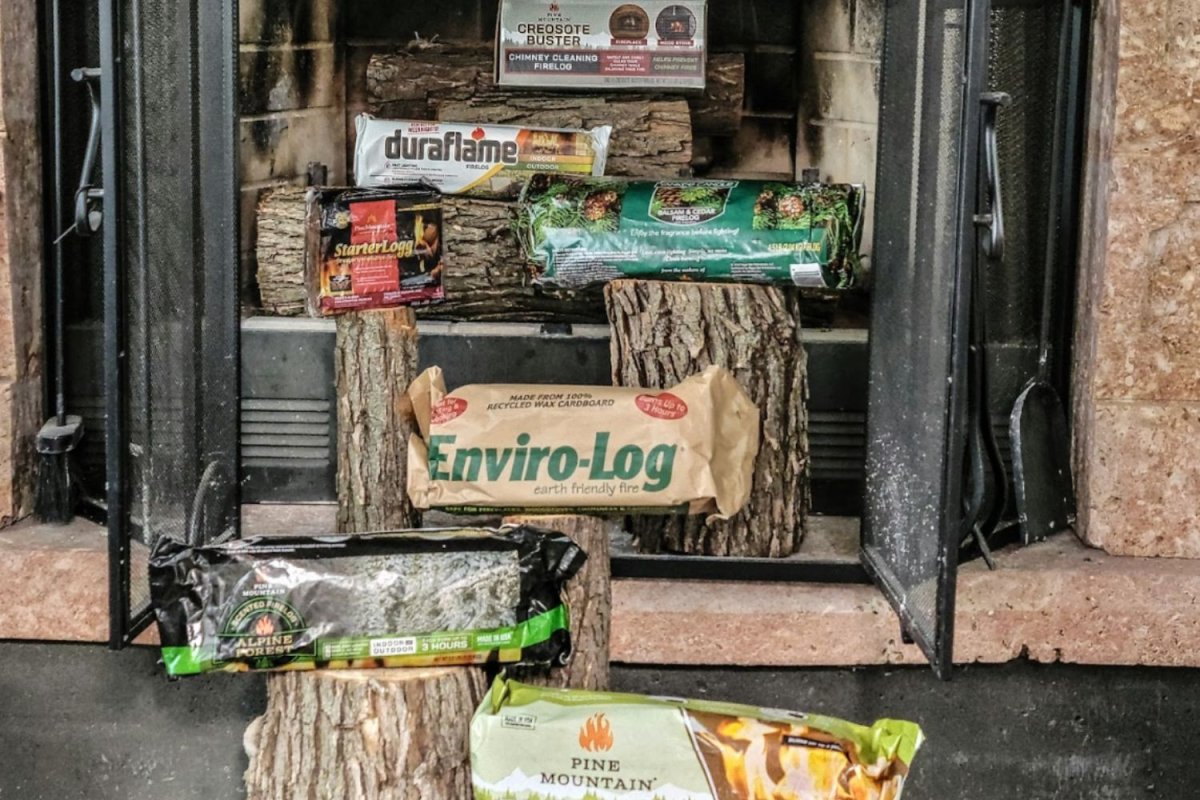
top-left (496, 0), bottom-right (708, 90)
top-left (309, 187), bottom-right (445, 316)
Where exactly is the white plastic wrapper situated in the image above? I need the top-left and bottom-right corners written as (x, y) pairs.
top-left (354, 115), bottom-right (612, 199)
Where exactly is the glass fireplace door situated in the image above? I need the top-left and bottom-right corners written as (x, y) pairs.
top-left (861, 0), bottom-right (993, 677)
top-left (99, 0), bottom-right (240, 646)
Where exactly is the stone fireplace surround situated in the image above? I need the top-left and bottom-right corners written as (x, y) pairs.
top-left (0, 0), bottom-right (1196, 666)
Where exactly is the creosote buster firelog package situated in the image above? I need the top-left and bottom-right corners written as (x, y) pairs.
top-left (407, 366), bottom-right (759, 516)
top-left (496, 0), bottom-right (708, 91)
top-left (148, 527), bottom-right (585, 677)
top-left (472, 678), bottom-right (925, 800)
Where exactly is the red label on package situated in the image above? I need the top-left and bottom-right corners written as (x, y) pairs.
top-left (636, 392), bottom-right (688, 420)
top-left (432, 397), bottom-right (469, 424)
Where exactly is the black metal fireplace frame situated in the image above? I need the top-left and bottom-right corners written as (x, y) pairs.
top-left (76, 0), bottom-right (1090, 671)
top-left (99, 0), bottom-right (241, 648)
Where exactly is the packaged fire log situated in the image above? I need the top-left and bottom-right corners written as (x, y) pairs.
top-left (148, 526), bottom-right (586, 677)
top-left (306, 186), bottom-right (445, 316)
top-left (472, 677), bottom-right (925, 800)
top-left (406, 365), bottom-right (759, 517)
top-left (495, 0), bottom-right (709, 92)
top-left (355, 115), bottom-right (612, 199)
top-left (518, 174), bottom-right (865, 290)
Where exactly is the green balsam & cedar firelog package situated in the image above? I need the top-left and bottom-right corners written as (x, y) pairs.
top-left (406, 365), bottom-right (759, 517)
top-left (148, 526), bottom-right (584, 677)
top-left (471, 677), bottom-right (925, 800)
top-left (517, 174), bottom-right (865, 289)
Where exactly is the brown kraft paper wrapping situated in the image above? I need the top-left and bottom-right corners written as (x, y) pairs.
top-left (406, 366), bottom-right (759, 517)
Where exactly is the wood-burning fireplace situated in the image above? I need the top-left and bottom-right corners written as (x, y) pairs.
top-left (40, 0), bottom-right (1089, 675)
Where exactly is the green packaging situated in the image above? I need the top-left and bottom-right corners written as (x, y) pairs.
top-left (471, 678), bottom-right (923, 800)
top-left (518, 175), bottom-right (865, 290)
top-left (149, 527), bottom-right (585, 677)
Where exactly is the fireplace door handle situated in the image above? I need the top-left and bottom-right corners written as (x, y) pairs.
top-left (70, 67), bottom-right (104, 238)
top-left (975, 92), bottom-right (1010, 262)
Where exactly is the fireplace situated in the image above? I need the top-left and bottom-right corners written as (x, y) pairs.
top-left (43, 0), bottom-right (1088, 674)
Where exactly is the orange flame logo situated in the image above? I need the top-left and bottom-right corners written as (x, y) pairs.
top-left (254, 616), bottom-right (276, 637)
top-left (578, 713), bottom-right (614, 752)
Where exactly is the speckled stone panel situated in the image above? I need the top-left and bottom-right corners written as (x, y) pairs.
top-left (1075, 0), bottom-right (1200, 557)
top-left (7, 514), bottom-right (1200, 667)
top-left (612, 535), bottom-right (1200, 668)
top-left (1086, 401), bottom-right (1200, 558)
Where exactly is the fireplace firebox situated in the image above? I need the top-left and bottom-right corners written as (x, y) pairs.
top-left (40, 0), bottom-right (1088, 675)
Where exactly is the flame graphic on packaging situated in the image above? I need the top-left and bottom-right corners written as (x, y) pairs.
top-left (579, 713), bottom-right (614, 752)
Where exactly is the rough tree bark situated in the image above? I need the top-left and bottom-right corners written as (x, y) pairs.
top-left (363, 42), bottom-right (743, 138)
top-left (503, 514), bottom-right (612, 691)
top-left (335, 307), bottom-right (421, 533)
top-left (605, 280), bottom-right (809, 557)
top-left (437, 199), bottom-right (605, 321)
top-left (255, 188), bottom-right (608, 322)
top-left (243, 667), bottom-right (486, 800)
top-left (255, 186), bottom-right (308, 315)
top-left (436, 95), bottom-right (692, 179)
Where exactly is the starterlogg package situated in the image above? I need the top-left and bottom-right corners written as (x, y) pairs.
top-left (518, 174), bottom-right (865, 289)
top-left (148, 526), bottom-right (585, 677)
top-left (472, 678), bottom-right (925, 800)
top-left (406, 365), bottom-right (758, 517)
top-left (496, 0), bottom-right (708, 91)
top-left (306, 186), bottom-right (445, 316)
top-left (354, 115), bottom-right (612, 199)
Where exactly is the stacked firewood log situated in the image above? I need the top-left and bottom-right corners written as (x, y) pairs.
top-left (256, 40), bottom-right (745, 323)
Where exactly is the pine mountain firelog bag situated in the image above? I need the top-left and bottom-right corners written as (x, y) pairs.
top-left (149, 526), bottom-right (585, 677)
top-left (471, 678), bottom-right (925, 800)
top-left (517, 174), bottom-right (865, 289)
top-left (406, 366), bottom-right (759, 517)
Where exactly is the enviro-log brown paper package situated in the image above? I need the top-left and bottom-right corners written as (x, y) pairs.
top-left (406, 366), bottom-right (759, 517)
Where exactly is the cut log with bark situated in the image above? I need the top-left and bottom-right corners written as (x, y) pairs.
top-left (436, 95), bottom-right (692, 179)
top-left (255, 186), bottom-right (308, 315)
top-left (254, 187), bottom-right (608, 322)
top-left (363, 41), bottom-right (744, 139)
top-left (503, 514), bottom-right (612, 691)
top-left (605, 280), bottom-right (810, 557)
top-left (336, 307), bottom-right (422, 533)
top-left (439, 198), bottom-right (606, 321)
top-left (243, 667), bottom-right (486, 800)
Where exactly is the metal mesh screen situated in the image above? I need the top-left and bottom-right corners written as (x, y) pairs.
top-left (983, 1), bottom-right (1066, 421)
top-left (103, 0), bottom-right (239, 642)
top-left (862, 0), bottom-right (985, 675)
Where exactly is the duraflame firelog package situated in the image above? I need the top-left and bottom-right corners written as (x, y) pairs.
top-left (354, 115), bottom-right (612, 199)
top-left (471, 678), bottom-right (925, 800)
top-left (406, 366), bottom-right (759, 516)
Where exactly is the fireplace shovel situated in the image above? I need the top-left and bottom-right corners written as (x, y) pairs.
top-left (1010, 232), bottom-right (1076, 544)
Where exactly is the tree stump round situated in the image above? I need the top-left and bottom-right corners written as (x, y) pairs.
top-left (503, 514), bottom-right (612, 691)
top-left (336, 306), bottom-right (421, 533)
top-left (244, 667), bottom-right (486, 800)
top-left (605, 280), bottom-right (810, 557)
